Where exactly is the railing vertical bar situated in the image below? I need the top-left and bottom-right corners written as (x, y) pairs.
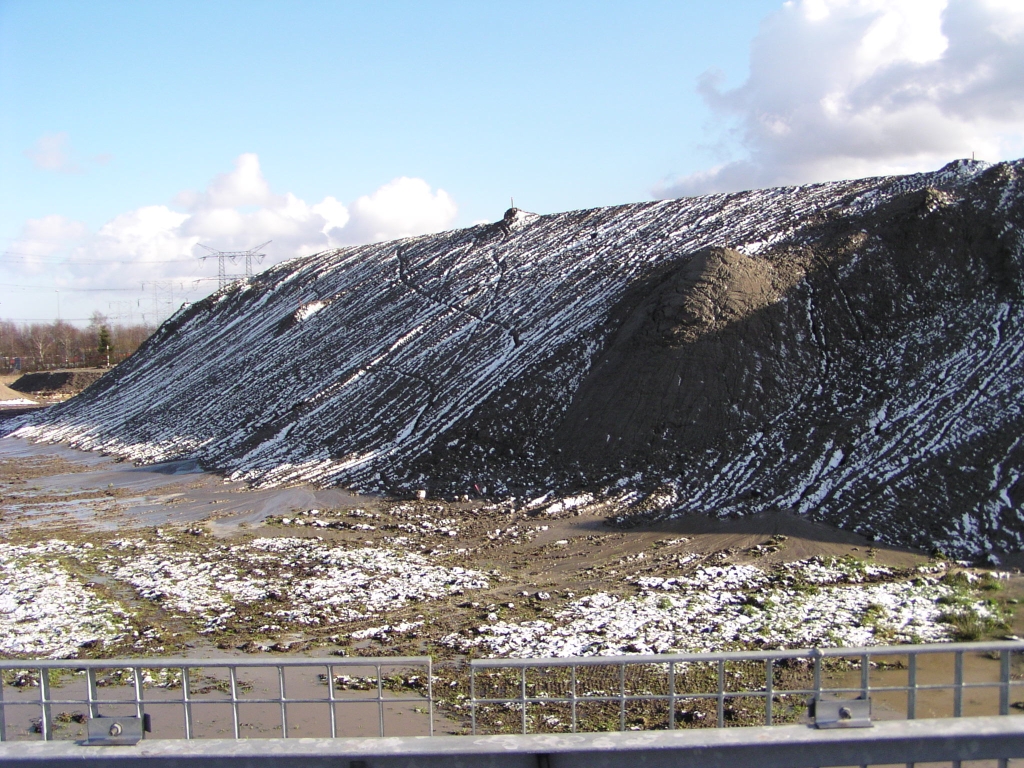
top-left (470, 665), bottom-right (477, 735)
top-left (907, 653), bottom-right (917, 720)
top-left (377, 665), bottom-right (385, 738)
top-left (229, 666), bottom-right (240, 740)
top-left (765, 659), bottom-right (773, 726)
top-left (0, 669), bottom-right (6, 742)
top-left (182, 666), bottom-right (193, 739)
top-left (570, 665), bottom-right (578, 734)
top-left (278, 665), bottom-right (288, 739)
top-left (860, 653), bottom-right (869, 698)
top-left (812, 648), bottom-right (822, 696)
top-left (859, 651), bottom-right (869, 768)
top-left (717, 660), bottom-right (725, 728)
top-left (618, 663), bottom-right (626, 732)
top-left (132, 666), bottom-right (145, 721)
top-left (326, 664), bottom-right (337, 739)
top-left (427, 658), bottom-right (434, 738)
top-left (951, 651), bottom-right (964, 768)
top-left (38, 665), bottom-right (52, 741)
top-left (520, 666), bottom-right (528, 735)
top-left (954, 651), bottom-right (963, 718)
top-left (999, 650), bottom-right (1010, 716)
top-left (86, 668), bottom-right (99, 719)
top-left (668, 662), bottom-right (676, 730)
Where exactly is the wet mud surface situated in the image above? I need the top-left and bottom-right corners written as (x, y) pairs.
top-left (0, 437), bottom-right (1021, 739)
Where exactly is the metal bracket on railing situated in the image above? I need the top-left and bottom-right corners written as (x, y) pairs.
top-left (86, 714), bottom-right (151, 745)
top-left (811, 695), bottom-right (872, 729)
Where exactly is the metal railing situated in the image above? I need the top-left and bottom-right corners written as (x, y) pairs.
top-left (1, 642), bottom-right (1022, 750)
top-left (2, 716), bottom-right (1024, 767)
top-left (469, 640), bottom-right (1024, 734)
top-left (0, 655), bottom-right (433, 742)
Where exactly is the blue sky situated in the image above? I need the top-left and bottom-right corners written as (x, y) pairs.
top-left (2, 0), bottom-right (1023, 324)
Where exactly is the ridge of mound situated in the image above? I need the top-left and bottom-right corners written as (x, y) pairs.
top-left (13, 159), bottom-right (1024, 558)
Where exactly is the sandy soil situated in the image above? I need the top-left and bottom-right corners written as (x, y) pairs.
top-left (0, 381), bottom-right (39, 403)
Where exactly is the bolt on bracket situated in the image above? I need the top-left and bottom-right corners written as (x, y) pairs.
top-left (86, 714), bottom-right (150, 745)
top-left (811, 695), bottom-right (872, 729)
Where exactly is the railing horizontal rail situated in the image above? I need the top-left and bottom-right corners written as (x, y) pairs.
top-left (468, 640), bottom-right (1024, 668)
top-left (0, 716), bottom-right (1021, 768)
top-left (0, 656), bottom-right (431, 670)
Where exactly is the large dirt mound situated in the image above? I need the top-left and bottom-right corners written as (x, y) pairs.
top-left (13, 159), bottom-right (1024, 558)
top-left (10, 370), bottom-right (104, 396)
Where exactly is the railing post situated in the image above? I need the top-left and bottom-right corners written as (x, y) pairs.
top-left (717, 659), bottom-right (725, 728)
top-left (277, 665), bottom-right (287, 738)
top-left (0, 670), bottom-right (6, 742)
top-left (376, 664), bottom-right (385, 738)
top-left (182, 665), bottom-right (193, 739)
top-left (521, 665), bottom-right (528, 734)
top-left (668, 662), bottom-right (676, 730)
top-left (860, 652), bottom-right (870, 699)
top-left (765, 659), bottom-right (774, 726)
top-left (427, 658), bottom-right (434, 738)
top-left (133, 666), bottom-right (145, 722)
top-left (470, 664), bottom-right (477, 735)
top-left (38, 666), bottom-right (53, 741)
top-left (811, 647), bottom-right (822, 696)
top-left (570, 665), bottom-right (578, 734)
top-left (999, 650), bottom-right (1010, 716)
top-left (907, 652), bottom-right (917, 719)
top-left (953, 651), bottom-right (964, 718)
top-left (618, 663), bottom-right (626, 732)
top-left (229, 666), bottom-right (241, 739)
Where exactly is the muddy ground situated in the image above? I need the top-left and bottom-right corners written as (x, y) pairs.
top-left (1, 436), bottom-right (1021, 655)
top-left (1, 435), bottom-right (1022, 737)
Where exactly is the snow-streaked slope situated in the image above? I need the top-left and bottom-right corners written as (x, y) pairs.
top-left (14, 159), bottom-right (1024, 558)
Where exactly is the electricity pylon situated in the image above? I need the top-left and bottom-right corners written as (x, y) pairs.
top-left (197, 241), bottom-right (271, 290)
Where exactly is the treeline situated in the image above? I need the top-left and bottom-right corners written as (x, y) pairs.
top-left (0, 314), bottom-right (154, 374)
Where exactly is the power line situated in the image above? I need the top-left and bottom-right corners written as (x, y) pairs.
top-left (0, 250), bottom-right (202, 265)
top-left (0, 317), bottom-right (108, 322)
top-left (0, 283), bottom-right (142, 292)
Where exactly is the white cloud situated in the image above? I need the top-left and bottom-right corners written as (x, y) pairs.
top-left (338, 177), bottom-right (459, 245)
top-left (202, 153), bottom-right (273, 208)
top-left (7, 154), bottom-right (459, 321)
top-left (10, 215), bottom-right (89, 274)
top-left (658, 0), bottom-right (1024, 197)
top-left (25, 132), bottom-right (80, 173)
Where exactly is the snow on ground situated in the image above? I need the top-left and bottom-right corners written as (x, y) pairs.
top-left (445, 558), bottom-right (991, 658)
top-left (0, 528), bottom-right (1003, 661)
top-left (99, 536), bottom-right (489, 633)
top-left (0, 541), bottom-right (131, 658)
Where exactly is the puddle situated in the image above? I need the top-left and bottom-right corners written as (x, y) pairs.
top-left (0, 436), bottom-right (368, 533)
top-left (830, 647), bottom-right (1024, 721)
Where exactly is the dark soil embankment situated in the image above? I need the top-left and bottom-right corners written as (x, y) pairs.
top-left (13, 159), bottom-right (1024, 558)
top-left (10, 370), bottom-right (104, 397)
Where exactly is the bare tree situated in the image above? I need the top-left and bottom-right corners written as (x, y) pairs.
top-left (0, 317), bottom-right (155, 373)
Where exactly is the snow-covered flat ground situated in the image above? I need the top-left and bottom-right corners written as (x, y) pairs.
top-left (445, 557), bottom-right (1003, 657)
